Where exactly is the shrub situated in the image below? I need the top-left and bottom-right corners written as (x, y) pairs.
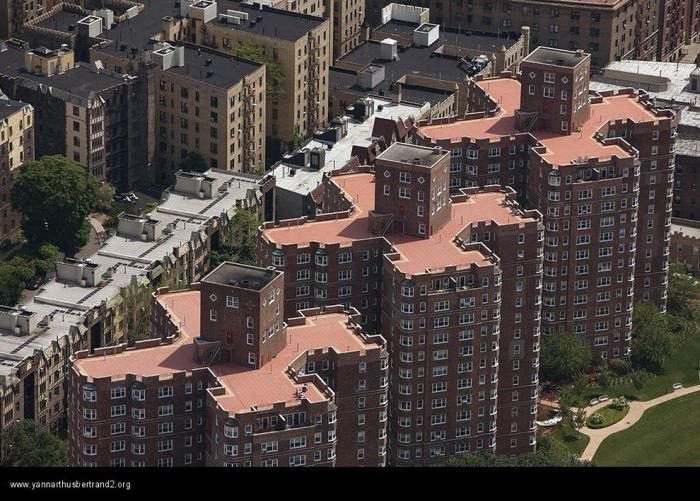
top-left (589, 413), bottom-right (604, 426)
top-left (609, 358), bottom-right (631, 377)
top-left (610, 397), bottom-right (628, 411)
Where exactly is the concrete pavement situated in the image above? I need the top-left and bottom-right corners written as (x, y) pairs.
top-left (578, 385), bottom-right (700, 461)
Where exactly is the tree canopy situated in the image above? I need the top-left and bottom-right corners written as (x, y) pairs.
top-left (11, 155), bottom-right (99, 253)
top-left (540, 329), bottom-right (592, 383)
top-left (179, 151), bottom-right (208, 173)
top-left (631, 301), bottom-right (672, 373)
top-left (444, 437), bottom-right (589, 467)
top-left (1, 420), bottom-right (67, 467)
top-left (0, 257), bottom-right (34, 305)
top-left (210, 209), bottom-right (260, 269)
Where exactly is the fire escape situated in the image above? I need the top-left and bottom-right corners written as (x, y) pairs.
top-left (306, 31), bottom-right (321, 135)
top-left (242, 78), bottom-right (254, 173)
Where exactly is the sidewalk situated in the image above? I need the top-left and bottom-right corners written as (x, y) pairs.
top-left (577, 385), bottom-right (700, 461)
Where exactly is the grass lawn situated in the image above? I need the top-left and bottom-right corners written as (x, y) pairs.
top-left (585, 335), bottom-right (700, 401)
top-left (593, 392), bottom-right (700, 466)
top-left (586, 404), bottom-right (629, 429)
top-left (548, 421), bottom-right (590, 457)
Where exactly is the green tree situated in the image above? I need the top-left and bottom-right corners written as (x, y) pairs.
top-left (0, 257), bottom-right (34, 305)
top-left (572, 375), bottom-right (588, 401)
top-left (541, 329), bottom-right (593, 383)
top-left (667, 264), bottom-right (700, 317)
top-left (31, 243), bottom-right (59, 277)
top-left (94, 182), bottom-right (116, 213)
top-left (1, 420), bottom-right (67, 466)
top-left (444, 437), bottom-right (589, 467)
top-left (119, 279), bottom-right (155, 346)
top-left (631, 301), bottom-right (673, 373)
top-left (557, 386), bottom-right (575, 420)
top-left (210, 210), bottom-right (260, 269)
top-left (631, 370), bottom-right (649, 396)
top-left (179, 151), bottom-right (208, 173)
top-left (233, 42), bottom-right (285, 99)
top-left (597, 369), bottom-right (612, 393)
top-left (573, 408), bottom-right (588, 431)
top-left (11, 155), bottom-right (99, 253)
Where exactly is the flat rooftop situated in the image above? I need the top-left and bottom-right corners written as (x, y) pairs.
top-left (203, 262), bottom-right (280, 290)
top-left (590, 60), bottom-right (699, 106)
top-left (374, 20), bottom-right (519, 51)
top-left (337, 41), bottom-right (470, 94)
top-left (35, 10), bottom-right (85, 34)
top-left (72, 290), bottom-right (201, 380)
top-left (0, 45), bottom-right (125, 99)
top-left (213, 1), bottom-right (327, 42)
top-left (212, 312), bottom-right (370, 412)
top-left (377, 142), bottom-right (447, 167)
top-left (523, 46), bottom-right (589, 68)
top-left (675, 138), bottom-right (700, 157)
top-left (74, 288), bottom-right (375, 414)
top-left (264, 172), bottom-right (537, 276)
top-left (419, 77), bottom-right (659, 166)
top-left (272, 97), bottom-right (422, 196)
top-left (163, 45), bottom-right (263, 89)
top-left (1, 168), bottom-right (261, 378)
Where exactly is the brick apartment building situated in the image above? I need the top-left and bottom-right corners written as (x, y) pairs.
top-left (241, 0), bottom-right (364, 60)
top-left (68, 262), bottom-right (389, 467)
top-left (181, 2), bottom-right (330, 155)
top-left (366, 0), bottom-right (700, 67)
top-left (0, 0), bottom-right (60, 40)
top-left (259, 142), bottom-right (544, 462)
top-left (151, 42), bottom-right (267, 181)
top-left (416, 46), bottom-right (675, 357)
top-left (0, 39), bottom-right (146, 190)
top-left (0, 92), bottom-right (33, 239)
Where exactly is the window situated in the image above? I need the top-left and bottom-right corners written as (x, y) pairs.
top-left (158, 386), bottom-right (174, 399)
top-left (209, 309), bottom-right (217, 322)
top-left (111, 387), bottom-right (126, 399)
top-left (158, 404), bottom-right (174, 417)
top-left (290, 437), bottom-right (306, 449)
top-left (399, 187), bottom-right (411, 199)
top-left (111, 422), bottom-right (125, 435)
top-left (399, 171), bottom-right (412, 183)
top-left (111, 405), bottom-right (126, 418)
top-left (543, 87), bottom-right (555, 99)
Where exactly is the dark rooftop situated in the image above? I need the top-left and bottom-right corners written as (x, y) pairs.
top-left (375, 20), bottom-right (519, 51)
top-left (523, 46), bottom-right (589, 68)
top-left (401, 85), bottom-right (453, 106)
top-left (35, 11), bottom-right (85, 33)
top-left (214, 1), bottom-right (327, 42)
top-left (334, 41), bottom-right (470, 97)
top-left (0, 97), bottom-right (28, 119)
top-left (377, 142), bottom-right (448, 167)
top-left (0, 45), bottom-right (125, 98)
top-left (100, 0), bottom-right (174, 47)
top-left (203, 262), bottom-right (281, 290)
top-left (163, 45), bottom-right (262, 89)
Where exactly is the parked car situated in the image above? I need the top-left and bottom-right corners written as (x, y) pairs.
top-left (27, 275), bottom-right (44, 290)
top-left (589, 398), bottom-right (600, 406)
top-left (598, 395), bottom-right (609, 402)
